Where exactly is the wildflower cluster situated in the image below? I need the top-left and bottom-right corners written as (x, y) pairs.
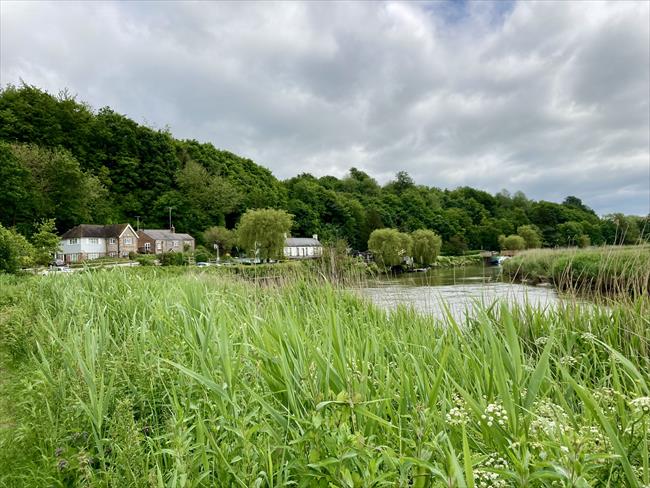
top-left (580, 332), bottom-right (597, 342)
top-left (530, 400), bottom-right (570, 438)
top-left (593, 387), bottom-right (625, 415)
top-left (630, 397), bottom-right (650, 416)
top-left (534, 337), bottom-right (548, 347)
top-left (446, 395), bottom-right (469, 427)
top-left (482, 402), bottom-right (508, 428)
top-left (473, 453), bottom-right (509, 488)
top-left (559, 355), bottom-right (578, 367)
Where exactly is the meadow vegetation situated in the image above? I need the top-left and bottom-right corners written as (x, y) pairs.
top-left (1, 268), bottom-right (649, 487)
top-left (502, 245), bottom-right (650, 296)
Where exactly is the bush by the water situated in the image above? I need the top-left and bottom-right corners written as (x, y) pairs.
top-left (1, 269), bottom-right (649, 486)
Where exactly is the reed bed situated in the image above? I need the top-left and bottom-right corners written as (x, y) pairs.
top-left (0, 269), bottom-right (649, 487)
top-left (502, 245), bottom-right (650, 297)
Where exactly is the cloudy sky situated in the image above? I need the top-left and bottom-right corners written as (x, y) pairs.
top-left (2, 1), bottom-right (649, 215)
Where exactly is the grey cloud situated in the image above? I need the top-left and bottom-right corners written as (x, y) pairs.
top-left (1, 0), bottom-right (648, 215)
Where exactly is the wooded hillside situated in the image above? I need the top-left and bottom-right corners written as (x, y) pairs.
top-left (1, 84), bottom-right (646, 252)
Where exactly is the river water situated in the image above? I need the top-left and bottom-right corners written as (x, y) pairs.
top-left (358, 265), bottom-right (572, 321)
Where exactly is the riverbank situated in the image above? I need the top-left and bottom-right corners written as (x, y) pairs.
top-left (1, 270), bottom-right (648, 486)
top-left (502, 245), bottom-right (650, 296)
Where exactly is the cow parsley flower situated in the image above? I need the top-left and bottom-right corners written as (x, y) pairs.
top-left (631, 396), bottom-right (650, 415)
top-left (446, 395), bottom-right (469, 426)
top-left (482, 402), bottom-right (508, 428)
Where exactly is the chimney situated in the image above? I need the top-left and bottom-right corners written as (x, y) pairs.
top-left (171, 225), bottom-right (175, 234)
top-left (312, 234), bottom-right (318, 240)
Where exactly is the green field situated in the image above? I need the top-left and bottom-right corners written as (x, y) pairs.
top-left (1, 269), bottom-right (649, 487)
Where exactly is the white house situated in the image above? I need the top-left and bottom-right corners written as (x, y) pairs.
top-left (57, 224), bottom-right (139, 263)
top-left (284, 235), bottom-right (323, 259)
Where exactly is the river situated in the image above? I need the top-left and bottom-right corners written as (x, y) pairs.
top-left (358, 264), bottom-right (574, 320)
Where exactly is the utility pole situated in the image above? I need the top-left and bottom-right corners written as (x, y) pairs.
top-left (135, 215), bottom-right (140, 232)
top-left (166, 207), bottom-right (175, 230)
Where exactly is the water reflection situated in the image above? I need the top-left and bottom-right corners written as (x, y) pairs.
top-left (358, 265), bottom-right (569, 320)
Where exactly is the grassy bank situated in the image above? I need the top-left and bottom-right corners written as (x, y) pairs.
top-left (502, 245), bottom-right (650, 296)
top-left (1, 270), bottom-right (649, 486)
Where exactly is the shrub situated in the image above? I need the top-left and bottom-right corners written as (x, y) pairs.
top-left (135, 255), bottom-right (157, 266)
top-left (499, 234), bottom-right (526, 251)
top-left (0, 224), bottom-right (33, 273)
top-left (194, 246), bottom-right (211, 263)
top-left (517, 225), bottom-right (542, 249)
top-left (159, 252), bottom-right (187, 266)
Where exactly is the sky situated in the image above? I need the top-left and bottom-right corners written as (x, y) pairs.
top-left (1, 0), bottom-right (649, 216)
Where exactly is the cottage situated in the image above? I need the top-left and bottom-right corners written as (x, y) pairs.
top-left (57, 224), bottom-right (138, 263)
top-left (284, 235), bottom-right (322, 259)
top-left (137, 228), bottom-right (195, 254)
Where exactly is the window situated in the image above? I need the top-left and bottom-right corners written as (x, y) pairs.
top-left (144, 242), bottom-right (151, 252)
top-left (69, 238), bottom-right (78, 245)
top-left (89, 238), bottom-right (99, 244)
top-left (172, 240), bottom-right (179, 248)
top-left (109, 252), bottom-right (117, 258)
top-left (109, 238), bottom-right (116, 244)
top-left (124, 237), bottom-right (133, 245)
top-left (156, 241), bottom-right (162, 250)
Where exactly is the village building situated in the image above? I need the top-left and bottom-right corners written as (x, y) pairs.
top-left (284, 235), bottom-right (323, 259)
top-left (137, 228), bottom-right (195, 254)
top-left (57, 224), bottom-right (138, 263)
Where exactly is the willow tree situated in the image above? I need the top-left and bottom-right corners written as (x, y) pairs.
top-left (236, 209), bottom-right (293, 261)
top-left (411, 229), bottom-right (442, 266)
top-left (368, 228), bottom-right (412, 267)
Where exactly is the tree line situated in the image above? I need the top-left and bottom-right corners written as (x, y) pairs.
top-left (1, 83), bottom-right (648, 257)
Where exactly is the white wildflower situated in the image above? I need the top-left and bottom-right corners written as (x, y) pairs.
top-left (631, 397), bottom-right (650, 415)
top-left (484, 402), bottom-right (508, 428)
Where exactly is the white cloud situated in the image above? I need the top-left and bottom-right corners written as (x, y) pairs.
top-left (1, 0), bottom-right (648, 214)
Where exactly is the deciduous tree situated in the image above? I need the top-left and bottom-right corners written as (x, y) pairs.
top-left (236, 209), bottom-right (293, 261)
top-left (411, 229), bottom-right (442, 266)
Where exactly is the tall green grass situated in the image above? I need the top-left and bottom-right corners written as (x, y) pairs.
top-left (0, 269), bottom-right (649, 486)
top-left (503, 245), bottom-right (650, 297)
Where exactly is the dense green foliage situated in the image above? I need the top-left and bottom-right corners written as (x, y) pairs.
top-left (411, 229), bottom-right (443, 266)
top-left (31, 219), bottom-right (61, 265)
top-left (368, 228), bottom-right (413, 267)
top-left (0, 224), bottom-right (34, 273)
top-left (1, 270), bottom-right (649, 486)
top-left (1, 84), bottom-right (647, 252)
top-left (236, 208), bottom-right (293, 260)
top-left (503, 246), bottom-right (650, 295)
top-left (499, 234), bottom-right (527, 251)
top-left (516, 225), bottom-right (542, 249)
top-left (203, 226), bottom-right (235, 256)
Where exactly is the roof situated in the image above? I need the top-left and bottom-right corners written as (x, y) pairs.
top-left (139, 229), bottom-right (194, 241)
top-left (285, 237), bottom-right (322, 247)
top-left (61, 224), bottom-right (131, 239)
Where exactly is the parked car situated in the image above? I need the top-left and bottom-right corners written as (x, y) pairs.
top-left (196, 262), bottom-right (211, 267)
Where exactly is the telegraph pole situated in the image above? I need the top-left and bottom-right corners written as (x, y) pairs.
top-left (166, 207), bottom-right (175, 230)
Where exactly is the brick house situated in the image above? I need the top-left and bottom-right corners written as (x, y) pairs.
top-left (57, 224), bottom-right (139, 263)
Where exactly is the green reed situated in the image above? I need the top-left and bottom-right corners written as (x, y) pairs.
top-left (0, 269), bottom-right (648, 487)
